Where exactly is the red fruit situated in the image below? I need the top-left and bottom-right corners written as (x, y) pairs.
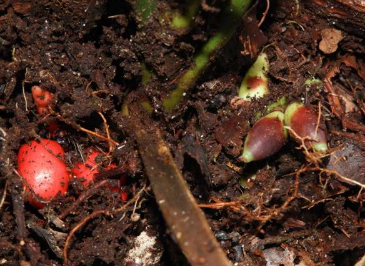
top-left (72, 151), bottom-right (128, 201)
top-left (284, 103), bottom-right (327, 152)
top-left (17, 139), bottom-right (69, 208)
top-left (32, 85), bottom-right (54, 115)
top-left (240, 111), bottom-right (287, 163)
top-left (71, 150), bottom-right (101, 186)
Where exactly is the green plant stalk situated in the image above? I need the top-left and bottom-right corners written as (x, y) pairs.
top-left (171, 0), bottom-right (201, 29)
top-left (267, 96), bottom-right (287, 113)
top-left (162, 0), bottom-right (252, 112)
top-left (256, 96), bottom-right (287, 119)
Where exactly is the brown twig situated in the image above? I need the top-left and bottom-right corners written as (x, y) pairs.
top-left (201, 0), bottom-right (220, 13)
top-left (199, 200), bottom-right (241, 210)
top-left (10, 173), bottom-right (27, 244)
top-left (323, 78), bottom-right (343, 118)
top-left (131, 115), bottom-right (233, 266)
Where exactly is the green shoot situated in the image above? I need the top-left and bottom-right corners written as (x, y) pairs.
top-left (162, 0), bottom-right (252, 112)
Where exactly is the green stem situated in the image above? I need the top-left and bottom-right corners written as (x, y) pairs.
top-left (171, 0), bottom-right (201, 29)
top-left (162, 0), bottom-right (252, 112)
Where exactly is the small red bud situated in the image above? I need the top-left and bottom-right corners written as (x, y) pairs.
top-left (32, 85), bottom-right (54, 115)
top-left (240, 111), bottom-right (287, 163)
top-left (284, 103), bottom-right (327, 152)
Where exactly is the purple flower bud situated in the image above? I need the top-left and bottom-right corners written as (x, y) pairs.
top-left (240, 111), bottom-right (287, 163)
top-left (284, 103), bottom-right (327, 152)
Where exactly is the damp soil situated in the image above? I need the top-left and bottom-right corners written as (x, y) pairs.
top-left (1, 0), bottom-right (365, 265)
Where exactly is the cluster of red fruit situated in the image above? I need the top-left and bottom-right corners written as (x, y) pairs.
top-left (17, 86), bottom-right (127, 208)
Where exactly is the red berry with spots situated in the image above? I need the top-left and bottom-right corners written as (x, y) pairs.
top-left (72, 150), bottom-right (129, 201)
top-left (17, 139), bottom-right (69, 208)
top-left (71, 150), bottom-right (101, 186)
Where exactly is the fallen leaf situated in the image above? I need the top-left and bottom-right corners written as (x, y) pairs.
top-left (319, 28), bottom-right (344, 54)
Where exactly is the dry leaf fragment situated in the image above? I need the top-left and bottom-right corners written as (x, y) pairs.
top-left (319, 28), bottom-right (344, 54)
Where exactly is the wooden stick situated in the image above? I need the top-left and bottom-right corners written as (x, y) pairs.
top-left (129, 115), bottom-right (233, 266)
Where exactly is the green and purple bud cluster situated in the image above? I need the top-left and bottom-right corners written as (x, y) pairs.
top-left (240, 102), bottom-right (328, 163)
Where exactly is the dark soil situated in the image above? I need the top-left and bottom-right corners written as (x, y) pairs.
top-left (1, 0), bottom-right (365, 265)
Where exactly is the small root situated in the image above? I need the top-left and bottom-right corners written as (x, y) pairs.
top-left (62, 210), bottom-right (112, 266)
top-left (284, 126), bottom-right (327, 165)
top-left (22, 81), bottom-right (28, 112)
top-left (0, 181), bottom-right (8, 212)
top-left (114, 184), bottom-right (147, 213)
top-left (51, 110), bottom-right (119, 146)
top-left (98, 112), bottom-right (115, 153)
top-left (307, 167), bottom-right (365, 190)
top-left (258, 0), bottom-right (270, 27)
top-left (62, 184), bottom-right (147, 264)
top-left (199, 170), bottom-right (300, 229)
top-left (201, 0), bottom-right (220, 13)
top-left (58, 180), bottom-right (110, 220)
